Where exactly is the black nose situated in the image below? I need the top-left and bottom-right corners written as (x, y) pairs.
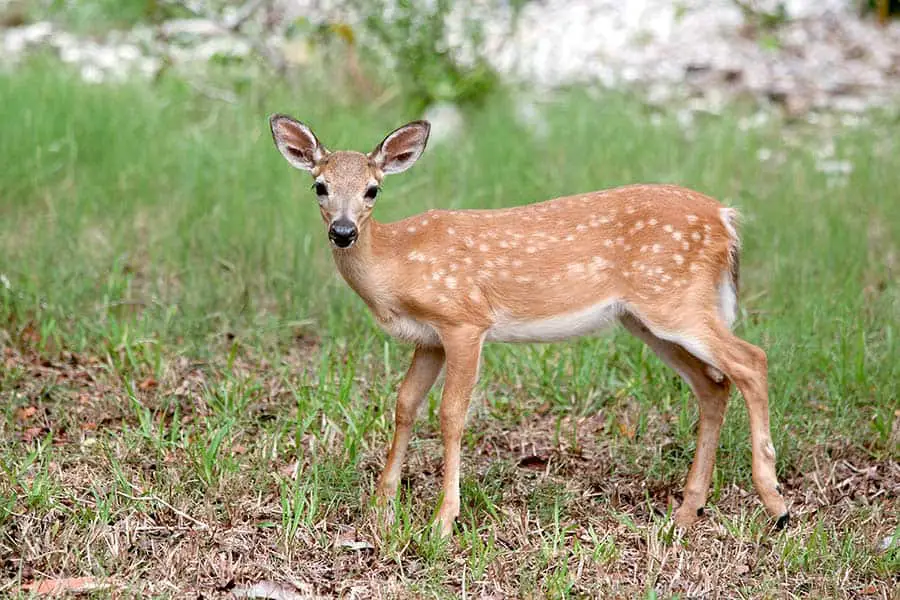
top-left (329, 220), bottom-right (358, 248)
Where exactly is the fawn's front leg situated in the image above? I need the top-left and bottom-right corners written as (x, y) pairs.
top-left (434, 326), bottom-right (484, 537)
top-left (375, 345), bottom-right (445, 506)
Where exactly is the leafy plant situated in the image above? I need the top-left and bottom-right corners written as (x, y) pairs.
top-left (354, 0), bottom-right (511, 113)
top-left (732, 0), bottom-right (790, 31)
top-left (862, 0), bottom-right (900, 20)
top-left (32, 0), bottom-right (189, 31)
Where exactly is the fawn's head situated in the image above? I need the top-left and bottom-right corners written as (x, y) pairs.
top-left (269, 115), bottom-right (431, 249)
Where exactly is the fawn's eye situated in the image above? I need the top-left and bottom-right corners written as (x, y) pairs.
top-left (313, 181), bottom-right (328, 196)
top-left (364, 186), bottom-right (379, 201)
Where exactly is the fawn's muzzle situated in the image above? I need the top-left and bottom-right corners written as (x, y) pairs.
top-left (329, 220), bottom-right (358, 248)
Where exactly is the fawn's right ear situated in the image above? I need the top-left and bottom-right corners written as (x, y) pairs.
top-left (269, 114), bottom-right (327, 172)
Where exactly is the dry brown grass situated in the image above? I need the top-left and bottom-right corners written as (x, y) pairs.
top-left (1, 345), bottom-right (897, 599)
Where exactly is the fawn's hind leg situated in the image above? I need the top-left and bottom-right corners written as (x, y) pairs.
top-left (702, 323), bottom-right (788, 526)
top-left (620, 313), bottom-right (730, 526)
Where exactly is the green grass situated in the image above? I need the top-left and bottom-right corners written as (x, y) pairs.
top-left (17, 0), bottom-right (189, 32)
top-left (0, 62), bottom-right (898, 597)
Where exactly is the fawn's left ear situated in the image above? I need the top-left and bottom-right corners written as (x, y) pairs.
top-left (269, 114), bottom-right (328, 172)
top-left (369, 120), bottom-right (431, 175)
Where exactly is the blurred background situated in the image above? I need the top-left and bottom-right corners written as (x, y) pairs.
top-left (4, 0), bottom-right (900, 115)
top-left (2, 0), bottom-right (899, 343)
top-left (0, 1), bottom-right (898, 598)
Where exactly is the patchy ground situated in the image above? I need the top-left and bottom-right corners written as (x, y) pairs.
top-left (1, 63), bottom-right (898, 598)
top-left (2, 341), bottom-right (897, 598)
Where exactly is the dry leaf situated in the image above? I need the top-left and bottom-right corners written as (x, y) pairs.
top-left (338, 539), bottom-right (374, 552)
top-left (22, 576), bottom-right (109, 595)
top-left (517, 455), bottom-right (548, 471)
top-left (22, 427), bottom-right (44, 442)
top-left (232, 581), bottom-right (307, 600)
top-left (618, 421), bottom-right (636, 440)
top-left (279, 461), bottom-right (299, 479)
top-left (334, 529), bottom-right (374, 552)
top-left (16, 406), bottom-right (37, 420)
top-left (20, 323), bottom-right (41, 346)
top-left (859, 584), bottom-right (878, 595)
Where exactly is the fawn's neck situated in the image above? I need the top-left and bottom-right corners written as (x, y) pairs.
top-left (331, 218), bottom-right (394, 317)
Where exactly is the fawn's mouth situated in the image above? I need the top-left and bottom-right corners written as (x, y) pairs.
top-left (329, 236), bottom-right (357, 249)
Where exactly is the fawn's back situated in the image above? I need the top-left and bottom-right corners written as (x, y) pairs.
top-left (355, 183), bottom-right (739, 349)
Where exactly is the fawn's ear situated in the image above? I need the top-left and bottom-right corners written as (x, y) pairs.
top-left (369, 120), bottom-right (430, 174)
top-left (269, 114), bottom-right (327, 172)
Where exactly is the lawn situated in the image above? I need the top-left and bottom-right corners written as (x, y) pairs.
top-left (0, 63), bottom-right (898, 598)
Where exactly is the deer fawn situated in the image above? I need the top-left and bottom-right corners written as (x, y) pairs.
top-left (269, 114), bottom-right (789, 537)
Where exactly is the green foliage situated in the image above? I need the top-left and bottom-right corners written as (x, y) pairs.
top-left (356, 0), bottom-right (504, 113)
top-left (732, 0), bottom-right (790, 30)
top-left (29, 0), bottom-right (188, 31)
top-left (862, 0), bottom-right (900, 16)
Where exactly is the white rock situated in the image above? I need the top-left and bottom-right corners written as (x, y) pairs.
top-left (876, 534), bottom-right (897, 553)
top-left (189, 37), bottom-right (252, 61)
top-left (2, 21), bottom-right (53, 61)
top-left (160, 19), bottom-right (224, 39)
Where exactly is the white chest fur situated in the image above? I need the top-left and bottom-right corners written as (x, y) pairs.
top-left (332, 253), bottom-right (442, 346)
top-left (376, 312), bottom-right (441, 346)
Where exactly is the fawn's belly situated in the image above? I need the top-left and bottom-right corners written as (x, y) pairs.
top-left (485, 300), bottom-right (622, 343)
top-left (375, 300), bottom-right (624, 347)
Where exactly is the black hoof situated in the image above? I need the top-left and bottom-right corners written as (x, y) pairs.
top-left (696, 507), bottom-right (705, 517)
top-left (775, 512), bottom-right (790, 530)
